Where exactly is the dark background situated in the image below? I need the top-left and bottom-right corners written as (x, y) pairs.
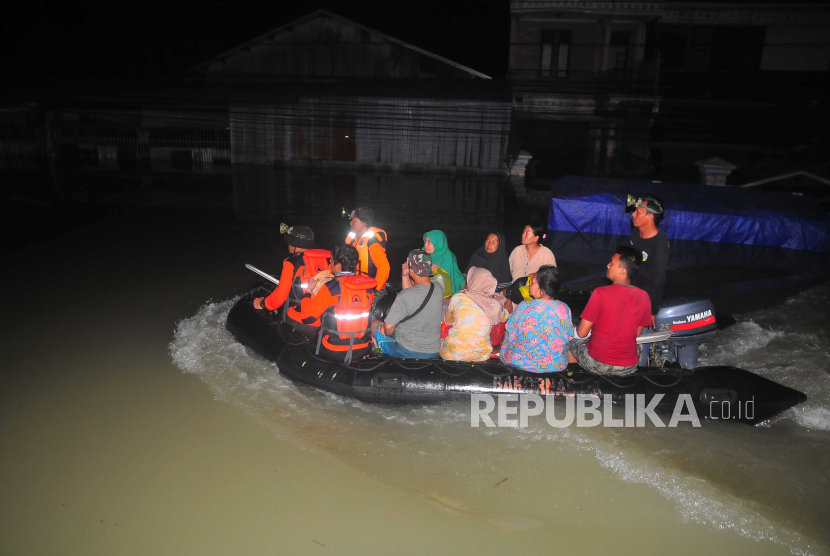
top-left (0, 1), bottom-right (510, 81)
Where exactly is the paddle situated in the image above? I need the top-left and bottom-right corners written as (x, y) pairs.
top-left (246, 264), bottom-right (279, 285)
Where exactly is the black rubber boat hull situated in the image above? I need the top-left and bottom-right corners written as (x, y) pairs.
top-left (226, 288), bottom-right (807, 425)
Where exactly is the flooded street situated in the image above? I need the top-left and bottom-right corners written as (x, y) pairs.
top-left (2, 169), bottom-right (830, 555)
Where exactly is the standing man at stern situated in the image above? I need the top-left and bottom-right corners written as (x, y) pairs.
top-left (629, 195), bottom-right (670, 326)
top-left (346, 206), bottom-right (390, 290)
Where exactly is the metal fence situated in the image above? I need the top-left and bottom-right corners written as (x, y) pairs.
top-left (231, 97), bottom-right (512, 174)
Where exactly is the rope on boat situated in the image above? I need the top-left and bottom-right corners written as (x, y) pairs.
top-left (277, 323), bottom-right (308, 346)
top-left (263, 305), bottom-right (688, 388)
top-left (638, 370), bottom-right (685, 388)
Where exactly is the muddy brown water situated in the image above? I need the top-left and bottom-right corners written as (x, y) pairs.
top-left (2, 171), bottom-right (830, 555)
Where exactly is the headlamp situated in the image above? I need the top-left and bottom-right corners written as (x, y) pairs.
top-left (626, 195), bottom-right (662, 215)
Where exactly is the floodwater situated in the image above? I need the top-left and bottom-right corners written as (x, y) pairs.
top-left (2, 167), bottom-right (830, 555)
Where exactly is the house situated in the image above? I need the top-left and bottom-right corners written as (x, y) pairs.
top-left (189, 9), bottom-right (512, 175)
top-left (508, 1), bottom-right (830, 181)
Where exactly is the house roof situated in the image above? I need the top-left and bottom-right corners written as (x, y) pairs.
top-left (190, 9), bottom-right (491, 79)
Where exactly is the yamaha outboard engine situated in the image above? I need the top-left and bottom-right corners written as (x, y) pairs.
top-left (646, 295), bottom-right (719, 368)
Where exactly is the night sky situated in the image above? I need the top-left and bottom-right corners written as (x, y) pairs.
top-left (1, 1), bottom-right (510, 82)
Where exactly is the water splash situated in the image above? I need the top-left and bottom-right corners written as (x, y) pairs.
top-left (699, 283), bottom-right (830, 433)
top-left (170, 294), bottom-right (827, 554)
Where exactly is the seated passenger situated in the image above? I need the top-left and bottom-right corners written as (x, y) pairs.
top-left (316, 273), bottom-right (377, 365)
top-left (508, 222), bottom-right (557, 281)
top-left (440, 267), bottom-right (507, 362)
top-left (370, 250), bottom-right (444, 359)
top-left (500, 265), bottom-right (574, 373)
top-left (567, 246), bottom-right (652, 376)
top-left (285, 244), bottom-right (359, 331)
top-left (254, 224), bottom-right (320, 311)
top-left (423, 230), bottom-right (465, 298)
top-left (467, 232), bottom-right (513, 291)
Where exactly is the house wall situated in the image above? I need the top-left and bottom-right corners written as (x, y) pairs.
top-left (230, 97), bottom-right (511, 174)
top-left (761, 26), bottom-right (830, 71)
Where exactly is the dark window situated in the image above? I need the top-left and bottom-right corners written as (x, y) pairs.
top-left (610, 31), bottom-right (632, 70)
top-left (540, 30), bottom-right (572, 78)
top-left (658, 31), bottom-right (689, 69)
top-left (170, 149), bottom-right (193, 170)
top-left (611, 31), bottom-right (631, 47)
top-left (711, 26), bottom-right (766, 71)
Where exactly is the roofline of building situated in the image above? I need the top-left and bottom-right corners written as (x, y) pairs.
top-left (190, 9), bottom-right (492, 80)
top-left (510, 1), bottom-right (830, 13)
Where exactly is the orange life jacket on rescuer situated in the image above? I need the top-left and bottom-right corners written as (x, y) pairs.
top-left (316, 274), bottom-right (377, 364)
top-left (346, 227), bottom-right (387, 280)
top-left (285, 249), bottom-right (332, 310)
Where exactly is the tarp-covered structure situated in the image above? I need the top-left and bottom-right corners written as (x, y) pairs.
top-left (548, 176), bottom-right (830, 252)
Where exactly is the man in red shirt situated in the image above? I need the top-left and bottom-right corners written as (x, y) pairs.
top-left (567, 246), bottom-right (651, 376)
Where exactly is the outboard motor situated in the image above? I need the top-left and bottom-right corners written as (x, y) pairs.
top-left (646, 295), bottom-right (719, 368)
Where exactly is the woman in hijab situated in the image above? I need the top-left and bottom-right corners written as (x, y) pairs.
top-left (423, 230), bottom-right (465, 296)
top-left (467, 231), bottom-right (512, 290)
top-left (440, 267), bottom-right (507, 362)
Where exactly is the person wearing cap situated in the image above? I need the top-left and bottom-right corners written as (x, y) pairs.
top-left (628, 194), bottom-right (670, 327)
top-left (370, 250), bottom-right (443, 359)
top-left (254, 225), bottom-right (315, 311)
top-left (346, 206), bottom-right (390, 290)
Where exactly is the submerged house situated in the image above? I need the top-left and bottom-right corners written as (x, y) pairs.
top-left (189, 9), bottom-right (512, 175)
top-left (508, 1), bottom-right (830, 181)
top-left (10, 8), bottom-right (512, 197)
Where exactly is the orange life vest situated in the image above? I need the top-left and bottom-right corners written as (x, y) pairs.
top-left (346, 227), bottom-right (387, 279)
top-left (316, 274), bottom-right (377, 364)
top-left (285, 249), bottom-right (332, 309)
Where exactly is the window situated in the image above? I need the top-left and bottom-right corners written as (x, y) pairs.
top-left (540, 31), bottom-right (572, 78)
top-left (610, 31), bottom-right (631, 70)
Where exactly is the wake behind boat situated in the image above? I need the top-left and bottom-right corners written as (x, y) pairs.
top-left (225, 284), bottom-right (807, 425)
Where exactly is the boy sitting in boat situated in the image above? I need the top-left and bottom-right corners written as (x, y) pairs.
top-left (567, 246), bottom-right (652, 376)
top-left (370, 249), bottom-right (444, 359)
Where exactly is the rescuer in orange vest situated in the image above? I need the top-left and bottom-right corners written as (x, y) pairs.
top-left (253, 224), bottom-right (317, 311)
top-left (286, 244), bottom-right (362, 329)
top-left (345, 206), bottom-right (390, 291)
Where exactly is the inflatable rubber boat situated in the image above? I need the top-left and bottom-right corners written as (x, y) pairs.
top-left (225, 284), bottom-right (806, 426)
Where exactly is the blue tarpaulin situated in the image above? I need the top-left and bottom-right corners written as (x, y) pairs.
top-left (548, 176), bottom-right (830, 252)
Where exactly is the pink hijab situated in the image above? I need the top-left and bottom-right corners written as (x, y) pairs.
top-left (463, 267), bottom-right (502, 325)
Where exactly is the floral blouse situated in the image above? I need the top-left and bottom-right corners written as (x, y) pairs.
top-left (500, 299), bottom-right (574, 372)
top-left (440, 294), bottom-right (507, 362)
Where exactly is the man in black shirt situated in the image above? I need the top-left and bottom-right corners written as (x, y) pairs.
top-left (628, 194), bottom-right (670, 327)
